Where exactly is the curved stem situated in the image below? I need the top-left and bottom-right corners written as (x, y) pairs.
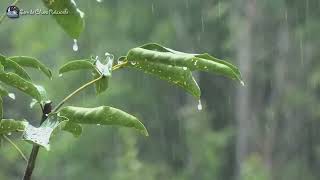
top-left (53, 75), bottom-right (103, 112)
top-left (22, 60), bottom-right (128, 179)
top-left (3, 135), bottom-right (27, 162)
top-left (0, 0), bottom-right (20, 25)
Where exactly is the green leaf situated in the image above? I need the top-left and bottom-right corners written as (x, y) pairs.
top-left (42, 0), bottom-right (85, 39)
top-left (93, 72), bottom-right (109, 94)
top-left (0, 119), bottom-right (28, 134)
top-left (62, 122), bottom-right (82, 137)
top-left (127, 43), bottom-right (243, 83)
top-left (35, 85), bottom-right (50, 105)
top-left (127, 60), bottom-right (201, 98)
top-left (59, 106), bottom-right (148, 136)
top-left (0, 72), bottom-right (42, 101)
top-left (59, 59), bottom-right (95, 75)
top-left (0, 55), bottom-right (31, 80)
top-left (9, 56), bottom-right (52, 79)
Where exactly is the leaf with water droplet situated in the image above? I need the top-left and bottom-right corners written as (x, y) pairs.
top-left (8, 56), bottom-right (52, 79)
top-left (59, 106), bottom-right (148, 136)
top-left (42, 0), bottom-right (85, 39)
top-left (126, 43), bottom-right (243, 83)
top-left (95, 53), bottom-right (114, 77)
top-left (0, 119), bottom-right (28, 135)
top-left (0, 72), bottom-right (42, 102)
top-left (23, 114), bottom-right (68, 150)
top-left (127, 59), bottom-right (201, 98)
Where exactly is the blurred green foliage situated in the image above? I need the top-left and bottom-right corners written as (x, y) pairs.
top-left (0, 0), bottom-right (320, 180)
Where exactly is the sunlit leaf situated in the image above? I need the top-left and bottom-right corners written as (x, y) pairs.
top-left (59, 106), bottom-right (148, 136)
top-left (9, 56), bottom-right (52, 79)
top-left (59, 59), bottom-right (96, 75)
top-left (42, 0), bottom-right (85, 39)
top-left (0, 72), bottom-right (42, 101)
top-left (0, 119), bottom-right (28, 134)
top-left (127, 60), bottom-right (201, 98)
top-left (0, 55), bottom-right (31, 80)
top-left (127, 43), bottom-right (243, 83)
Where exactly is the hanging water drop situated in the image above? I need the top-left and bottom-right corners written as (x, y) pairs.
top-left (8, 93), bottom-right (15, 100)
top-left (72, 39), bottom-right (78, 52)
top-left (197, 100), bottom-right (202, 111)
top-left (151, 3), bottom-right (154, 14)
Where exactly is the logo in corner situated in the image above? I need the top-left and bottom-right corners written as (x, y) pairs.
top-left (6, 5), bottom-right (20, 19)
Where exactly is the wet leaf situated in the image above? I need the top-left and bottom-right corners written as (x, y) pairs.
top-left (62, 122), bottom-right (82, 137)
top-left (9, 56), bottom-right (52, 79)
top-left (127, 60), bottom-right (201, 98)
top-left (0, 72), bottom-right (42, 101)
top-left (0, 119), bottom-right (28, 135)
top-left (42, 0), bottom-right (85, 39)
top-left (0, 55), bottom-right (31, 80)
top-left (23, 114), bottom-right (67, 150)
top-left (93, 70), bottom-right (109, 94)
top-left (59, 106), bottom-right (148, 136)
top-left (127, 43), bottom-right (243, 82)
top-left (59, 59), bottom-right (96, 75)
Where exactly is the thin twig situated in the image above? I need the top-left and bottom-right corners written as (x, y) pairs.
top-left (52, 75), bottom-right (103, 112)
top-left (3, 135), bottom-right (27, 162)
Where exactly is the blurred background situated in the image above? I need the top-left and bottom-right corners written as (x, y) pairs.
top-left (1, 0), bottom-right (320, 179)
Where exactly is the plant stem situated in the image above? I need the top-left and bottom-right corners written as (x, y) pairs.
top-left (53, 75), bottom-right (103, 112)
top-left (0, 0), bottom-right (20, 25)
top-left (22, 60), bottom-right (128, 179)
top-left (23, 102), bottom-right (52, 180)
top-left (3, 135), bottom-right (27, 162)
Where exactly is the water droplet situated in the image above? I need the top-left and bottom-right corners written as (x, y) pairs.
top-left (7, 132), bottom-right (11, 136)
top-left (240, 81), bottom-right (245, 86)
top-left (151, 3), bottom-right (154, 14)
top-left (131, 61), bottom-right (137, 65)
top-left (59, 74), bottom-right (63, 77)
top-left (97, 124), bottom-right (101, 126)
top-left (96, 52), bottom-right (114, 76)
top-left (197, 100), bottom-right (202, 111)
top-left (8, 93), bottom-right (15, 100)
top-left (72, 39), bottom-right (78, 52)
top-left (97, 0), bottom-right (102, 2)
top-left (182, 67), bottom-right (188, 70)
top-left (194, 61), bottom-right (198, 65)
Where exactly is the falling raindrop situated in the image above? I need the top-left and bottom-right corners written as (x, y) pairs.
top-left (197, 99), bottom-right (202, 111)
top-left (201, 15), bottom-right (204, 32)
top-left (8, 93), bottom-right (15, 100)
top-left (241, 81), bottom-right (245, 86)
top-left (151, 3), bottom-right (154, 14)
top-left (72, 39), bottom-right (78, 52)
